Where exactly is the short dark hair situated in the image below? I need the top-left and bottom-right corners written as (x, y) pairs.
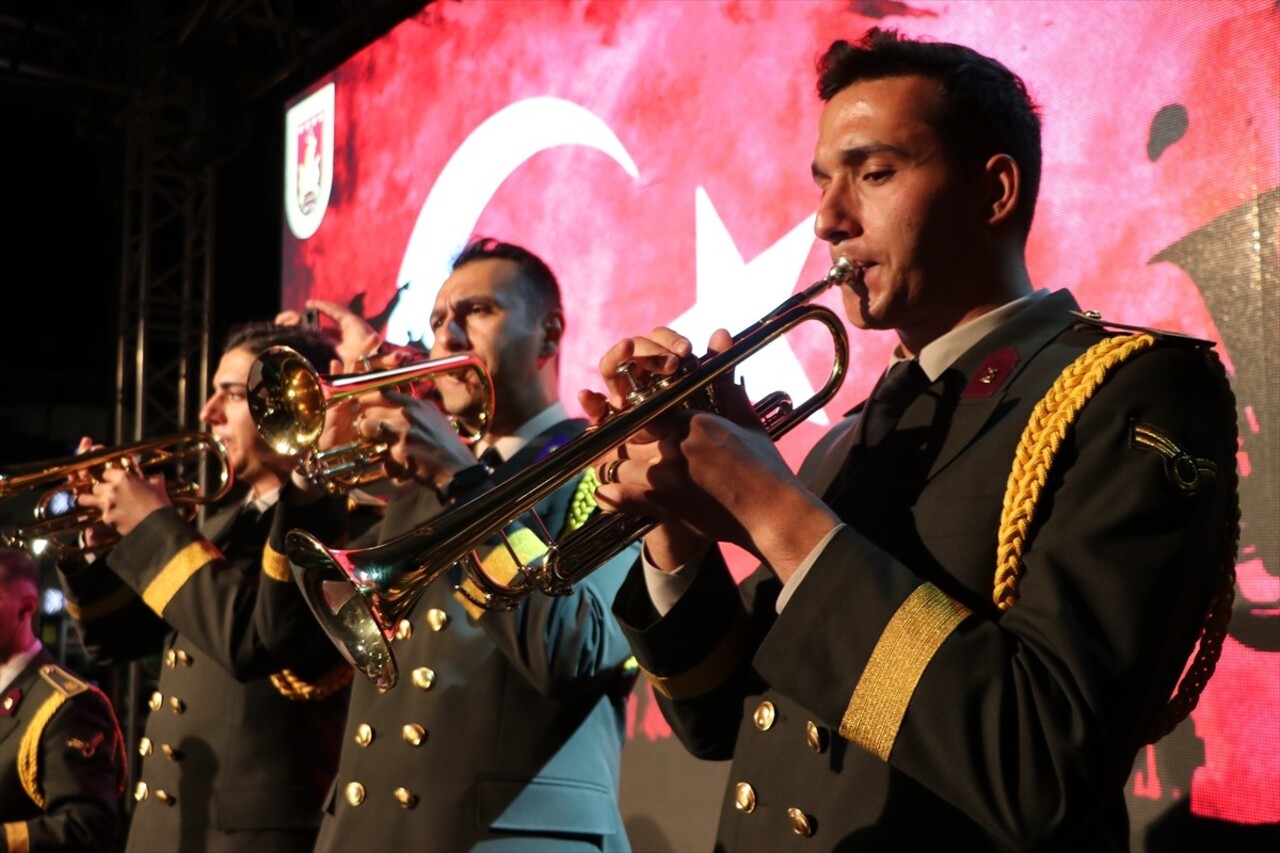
top-left (223, 322), bottom-right (339, 371)
top-left (453, 237), bottom-right (562, 315)
top-left (817, 28), bottom-right (1042, 237)
top-left (0, 547), bottom-right (40, 592)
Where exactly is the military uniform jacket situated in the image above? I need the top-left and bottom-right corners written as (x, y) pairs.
top-left (57, 483), bottom-right (352, 852)
top-left (0, 650), bottom-right (124, 853)
top-left (308, 418), bottom-right (639, 852)
top-left (615, 290), bottom-right (1237, 851)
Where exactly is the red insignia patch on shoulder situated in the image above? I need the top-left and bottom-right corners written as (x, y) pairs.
top-left (961, 347), bottom-right (1019, 398)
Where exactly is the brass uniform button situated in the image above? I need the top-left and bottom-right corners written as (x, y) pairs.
top-left (394, 619), bottom-right (413, 641)
top-left (1, 696), bottom-right (13, 712)
top-left (345, 782), bottom-right (366, 806)
top-left (411, 667), bottom-right (435, 691)
top-left (134, 782), bottom-right (148, 802)
top-left (155, 789), bottom-right (175, 806)
top-left (164, 650), bottom-right (177, 668)
top-left (175, 649), bottom-right (192, 667)
top-left (426, 608), bottom-right (449, 631)
top-left (162, 744), bottom-right (181, 761)
top-left (169, 696), bottom-right (185, 714)
top-left (394, 787), bottom-right (418, 809)
top-left (805, 721), bottom-right (828, 754)
top-left (752, 701), bottom-right (776, 731)
top-left (354, 724), bottom-right (374, 747)
top-left (138, 737), bottom-right (153, 757)
top-left (787, 807), bottom-right (815, 837)
top-left (402, 724), bottom-right (426, 747)
top-left (733, 782), bottom-right (756, 813)
top-left (147, 691), bottom-right (163, 711)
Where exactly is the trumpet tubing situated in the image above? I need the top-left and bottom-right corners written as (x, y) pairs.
top-left (287, 258), bottom-right (858, 689)
top-left (248, 348), bottom-right (495, 492)
top-left (0, 433), bottom-right (233, 554)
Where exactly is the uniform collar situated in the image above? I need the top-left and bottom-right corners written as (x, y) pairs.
top-left (474, 401), bottom-right (569, 465)
top-left (893, 290), bottom-right (1048, 382)
top-left (0, 638), bottom-right (43, 694)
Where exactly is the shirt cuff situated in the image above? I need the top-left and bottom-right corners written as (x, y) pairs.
top-left (642, 541), bottom-right (711, 616)
top-left (775, 523), bottom-right (845, 613)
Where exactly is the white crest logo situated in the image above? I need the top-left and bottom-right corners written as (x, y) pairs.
top-left (284, 83), bottom-right (335, 240)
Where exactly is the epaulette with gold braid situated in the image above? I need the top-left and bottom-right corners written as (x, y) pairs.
top-left (1069, 310), bottom-right (1214, 346)
top-left (20, 666), bottom-right (128, 808)
top-left (994, 332), bottom-right (1238, 744)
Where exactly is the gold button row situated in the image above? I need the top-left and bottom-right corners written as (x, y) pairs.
top-left (164, 649), bottom-right (192, 668)
top-left (737, 702), bottom-right (826, 838)
top-left (345, 783), bottom-right (420, 809)
top-left (351, 723), bottom-right (428, 747)
top-left (133, 782), bottom-right (175, 806)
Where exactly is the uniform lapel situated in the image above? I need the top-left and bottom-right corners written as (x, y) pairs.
top-left (925, 290), bottom-right (1081, 480)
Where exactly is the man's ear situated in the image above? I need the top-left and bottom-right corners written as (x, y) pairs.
top-left (539, 309), bottom-right (565, 362)
top-left (984, 153), bottom-right (1021, 227)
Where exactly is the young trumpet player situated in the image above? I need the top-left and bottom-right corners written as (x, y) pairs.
top-left (57, 323), bottom-right (354, 853)
top-left (584, 29), bottom-right (1239, 851)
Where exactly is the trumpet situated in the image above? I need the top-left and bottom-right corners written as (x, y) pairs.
top-left (247, 346), bottom-right (495, 492)
top-left (0, 433), bottom-right (234, 555)
top-left (287, 258), bottom-right (858, 688)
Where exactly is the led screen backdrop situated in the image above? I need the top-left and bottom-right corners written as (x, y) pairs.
top-left (281, 1), bottom-right (1278, 848)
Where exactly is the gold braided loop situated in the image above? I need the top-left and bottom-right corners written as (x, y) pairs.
top-left (17, 693), bottom-right (67, 808)
top-left (270, 664), bottom-right (354, 701)
top-left (1147, 347), bottom-right (1239, 742)
top-left (564, 467), bottom-right (600, 534)
top-left (994, 333), bottom-right (1157, 610)
top-left (993, 333), bottom-right (1240, 744)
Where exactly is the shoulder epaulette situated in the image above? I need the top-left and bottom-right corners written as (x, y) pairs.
top-left (1070, 310), bottom-right (1215, 347)
top-left (38, 663), bottom-right (88, 698)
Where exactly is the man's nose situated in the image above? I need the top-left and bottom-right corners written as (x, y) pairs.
top-left (814, 183), bottom-right (861, 245)
top-left (199, 396), bottom-right (222, 424)
top-left (433, 317), bottom-right (468, 353)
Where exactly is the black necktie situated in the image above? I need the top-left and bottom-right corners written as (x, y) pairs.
top-left (478, 446), bottom-right (504, 471)
top-left (860, 359), bottom-right (930, 447)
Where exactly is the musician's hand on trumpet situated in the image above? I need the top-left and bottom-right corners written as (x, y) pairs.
top-left (72, 437), bottom-right (171, 546)
top-left (580, 327), bottom-right (841, 584)
top-left (352, 389), bottom-right (478, 499)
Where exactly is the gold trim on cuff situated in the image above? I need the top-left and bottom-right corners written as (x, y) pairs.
top-left (643, 606), bottom-right (749, 701)
top-left (840, 583), bottom-right (971, 760)
top-left (141, 540), bottom-right (222, 615)
top-left (64, 584), bottom-right (138, 622)
top-left (262, 543), bottom-right (293, 583)
top-left (4, 822), bottom-right (30, 853)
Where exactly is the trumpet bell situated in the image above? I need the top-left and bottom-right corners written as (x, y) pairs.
top-left (248, 347), bottom-right (327, 456)
top-left (287, 527), bottom-right (460, 690)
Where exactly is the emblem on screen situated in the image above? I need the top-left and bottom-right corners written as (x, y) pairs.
top-left (285, 83), bottom-right (335, 240)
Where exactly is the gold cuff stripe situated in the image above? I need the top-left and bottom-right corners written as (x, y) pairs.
top-left (643, 607), bottom-right (750, 701)
top-left (4, 822), bottom-right (30, 853)
top-left (64, 584), bottom-right (138, 622)
top-left (454, 527), bottom-right (549, 620)
top-left (840, 583), bottom-right (971, 761)
top-left (262, 543), bottom-right (293, 583)
top-left (142, 540), bottom-right (223, 615)
top-left (17, 692), bottom-right (67, 809)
